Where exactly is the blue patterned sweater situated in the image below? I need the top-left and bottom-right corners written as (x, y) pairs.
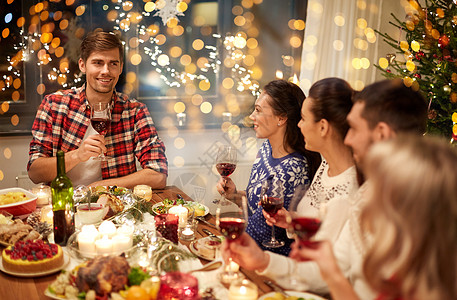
top-left (245, 140), bottom-right (311, 256)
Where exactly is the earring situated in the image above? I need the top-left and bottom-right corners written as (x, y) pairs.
top-left (277, 122), bottom-right (281, 126)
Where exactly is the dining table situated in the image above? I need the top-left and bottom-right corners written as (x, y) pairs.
top-left (0, 185), bottom-right (277, 299)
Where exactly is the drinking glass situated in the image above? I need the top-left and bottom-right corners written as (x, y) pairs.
top-left (286, 184), bottom-right (322, 290)
top-left (90, 102), bottom-right (112, 160)
top-left (215, 145), bottom-right (237, 196)
top-left (216, 195), bottom-right (248, 283)
top-left (260, 176), bottom-right (285, 248)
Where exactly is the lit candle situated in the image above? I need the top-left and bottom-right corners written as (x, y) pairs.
top-left (228, 260), bottom-right (240, 273)
top-left (112, 234), bottom-right (132, 253)
top-left (78, 231), bottom-right (97, 255)
top-left (32, 184), bottom-right (51, 207)
top-left (179, 224), bottom-right (195, 241)
top-left (95, 235), bottom-right (113, 254)
top-left (117, 224), bottom-right (134, 237)
top-left (228, 279), bottom-right (258, 300)
top-left (98, 220), bottom-right (117, 238)
top-left (168, 205), bottom-right (188, 227)
top-left (40, 205), bottom-right (53, 225)
top-left (133, 185), bottom-right (153, 201)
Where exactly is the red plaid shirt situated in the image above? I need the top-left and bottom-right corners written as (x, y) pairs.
top-left (28, 85), bottom-right (168, 179)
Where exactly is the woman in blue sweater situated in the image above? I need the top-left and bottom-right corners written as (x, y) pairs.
top-left (217, 80), bottom-right (321, 255)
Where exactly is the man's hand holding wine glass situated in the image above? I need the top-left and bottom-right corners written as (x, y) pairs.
top-left (90, 102), bottom-right (112, 161)
top-left (75, 135), bottom-right (108, 162)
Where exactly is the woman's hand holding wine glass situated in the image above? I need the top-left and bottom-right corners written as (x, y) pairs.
top-left (285, 184), bottom-right (324, 290)
top-left (216, 195), bottom-right (248, 283)
top-left (262, 207), bottom-right (289, 228)
top-left (90, 102), bottom-right (112, 161)
top-left (260, 176), bottom-right (285, 248)
top-left (215, 145), bottom-right (237, 198)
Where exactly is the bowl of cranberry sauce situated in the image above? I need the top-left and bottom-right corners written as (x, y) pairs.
top-left (76, 203), bottom-right (108, 225)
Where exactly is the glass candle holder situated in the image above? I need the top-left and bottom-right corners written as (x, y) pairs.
top-left (40, 205), bottom-right (53, 225)
top-left (157, 271), bottom-right (199, 300)
top-left (179, 223), bottom-right (196, 241)
top-left (228, 279), bottom-right (258, 300)
top-left (32, 183), bottom-right (52, 207)
top-left (133, 185), bottom-right (152, 201)
top-left (155, 214), bottom-right (179, 244)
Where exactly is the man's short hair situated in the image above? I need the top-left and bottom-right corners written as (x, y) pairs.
top-left (354, 79), bottom-right (427, 134)
top-left (80, 31), bottom-right (124, 62)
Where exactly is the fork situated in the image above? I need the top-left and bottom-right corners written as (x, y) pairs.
top-left (196, 216), bottom-right (217, 228)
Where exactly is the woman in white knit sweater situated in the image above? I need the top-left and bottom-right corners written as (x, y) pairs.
top-left (264, 77), bottom-right (358, 245)
top-left (292, 136), bottom-right (457, 300)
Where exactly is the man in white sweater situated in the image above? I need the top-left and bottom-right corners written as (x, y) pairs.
top-left (221, 79), bottom-right (428, 299)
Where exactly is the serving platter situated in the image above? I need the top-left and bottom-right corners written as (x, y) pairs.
top-left (189, 236), bottom-right (221, 261)
top-left (259, 290), bottom-right (327, 300)
top-left (152, 201), bottom-right (209, 217)
top-left (0, 253), bottom-right (69, 278)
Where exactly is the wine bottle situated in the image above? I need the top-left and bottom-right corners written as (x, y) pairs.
top-left (51, 150), bottom-right (75, 246)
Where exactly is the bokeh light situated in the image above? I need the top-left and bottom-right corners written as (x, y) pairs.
top-left (174, 137), bottom-right (186, 149)
top-left (192, 39), bottom-right (204, 51)
top-left (334, 14), bottom-right (345, 26)
top-left (11, 114), bottom-right (19, 126)
top-left (200, 101), bottom-right (212, 113)
top-left (4, 148), bottom-right (12, 159)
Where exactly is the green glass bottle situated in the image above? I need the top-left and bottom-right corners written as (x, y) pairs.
top-left (51, 150), bottom-right (75, 246)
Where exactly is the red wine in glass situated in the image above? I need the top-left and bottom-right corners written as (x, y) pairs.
top-left (261, 196), bottom-right (283, 217)
top-left (218, 217), bottom-right (246, 241)
top-left (216, 163), bottom-right (237, 177)
top-left (91, 118), bottom-right (110, 136)
top-left (291, 217), bottom-right (322, 246)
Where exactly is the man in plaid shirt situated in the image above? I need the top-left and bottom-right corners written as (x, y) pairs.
top-left (27, 31), bottom-right (167, 189)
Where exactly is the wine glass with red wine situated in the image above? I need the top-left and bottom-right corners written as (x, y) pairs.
top-left (215, 145), bottom-right (237, 195)
top-left (90, 102), bottom-right (112, 161)
top-left (216, 195), bottom-right (248, 283)
top-left (286, 184), bottom-right (322, 289)
top-left (260, 176), bottom-right (285, 248)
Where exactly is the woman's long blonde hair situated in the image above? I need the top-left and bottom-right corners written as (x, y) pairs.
top-left (361, 135), bottom-right (457, 299)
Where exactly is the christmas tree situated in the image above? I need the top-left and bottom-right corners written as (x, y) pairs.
top-left (375, 0), bottom-right (457, 140)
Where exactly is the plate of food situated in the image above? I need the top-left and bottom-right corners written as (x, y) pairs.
top-left (0, 240), bottom-right (70, 278)
top-left (0, 188), bottom-right (37, 217)
top-left (152, 199), bottom-right (209, 217)
top-left (87, 186), bottom-right (131, 219)
top-left (0, 218), bottom-right (42, 247)
top-left (45, 255), bottom-right (153, 300)
top-left (259, 291), bottom-right (327, 300)
top-left (189, 236), bottom-right (222, 261)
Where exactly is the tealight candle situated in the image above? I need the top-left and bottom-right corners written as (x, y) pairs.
top-left (228, 279), bottom-right (258, 300)
top-left (98, 220), bottom-right (117, 238)
top-left (32, 184), bottom-right (52, 207)
top-left (78, 231), bottom-right (97, 255)
top-left (179, 224), bottom-right (195, 241)
top-left (168, 205), bottom-right (188, 227)
top-left (95, 235), bottom-right (113, 254)
top-left (112, 234), bottom-right (132, 253)
top-left (228, 260), bottom-right (240, 273)
top-left (133, 185), bottom-right (153, 201)
top-left (40, 205), bottom-right (53, 225)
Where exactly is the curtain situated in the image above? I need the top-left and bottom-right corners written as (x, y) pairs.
top-left (299, 0), bottom-right (405, 92)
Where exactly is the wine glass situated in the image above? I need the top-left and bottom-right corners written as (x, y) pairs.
top-left (216, 195), bottom-right (248, 284)
top-left (215, 145), bottom-right (237, 196)
top-left (90, 102), bottom-right (112, 160)
top-left (260, 176), bottom-right (285, 248)
top-left (286, 184), bottom-right (322, 290)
